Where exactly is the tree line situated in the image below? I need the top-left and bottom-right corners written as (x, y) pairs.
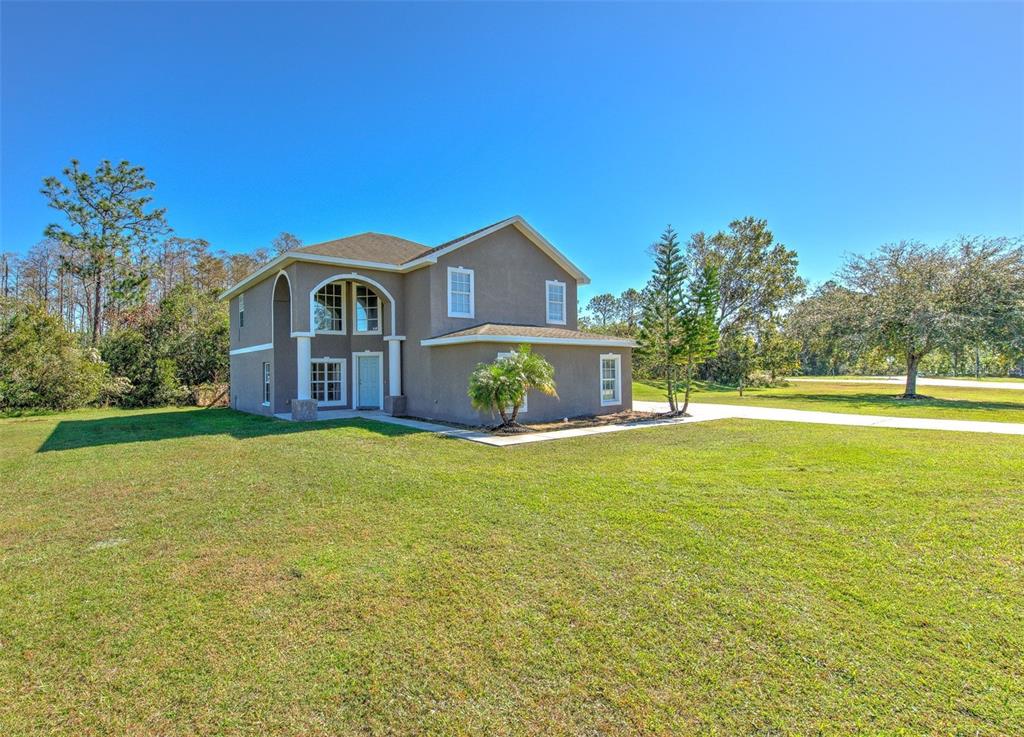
top-left (592, 218), bottom-right (1023, 404)
top-left (3, 157), bottom-right (1022, 413)
top-left (0, 158), bottom-right (299, 411)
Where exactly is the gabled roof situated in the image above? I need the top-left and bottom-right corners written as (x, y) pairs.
top-left (421, 323), bottom-right (635, 348)
top-left (219, 215), bottom-right (590, 300)
top-left (294, 232), bottom-right (430, 264)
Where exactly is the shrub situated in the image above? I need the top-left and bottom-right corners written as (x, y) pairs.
top-left (467, 345), bottom-right (557, 427)
top-left (0, 299), bottom-right (109, 411)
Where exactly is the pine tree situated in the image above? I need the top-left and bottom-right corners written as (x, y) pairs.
top-left (679, 264), bottom-right (721, 414)
top-left (637, 226), bottom-right (688, 412)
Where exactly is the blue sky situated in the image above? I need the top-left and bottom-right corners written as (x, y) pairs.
top-left (2, 1), bottom-right (1022, 302)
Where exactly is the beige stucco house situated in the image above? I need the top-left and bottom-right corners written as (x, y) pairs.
top-left (221, 216), bottom-right (634, 424)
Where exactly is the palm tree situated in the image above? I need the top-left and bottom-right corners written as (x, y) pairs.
top-left (467, 345), bottom-right (557, 427)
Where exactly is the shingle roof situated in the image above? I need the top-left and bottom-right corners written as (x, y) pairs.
top-left (432, 323), bottom-right (630, 342)
top-left (293, 232), bottom-right (431, 265)
top-left (402, 217), bottom-right (516, 263)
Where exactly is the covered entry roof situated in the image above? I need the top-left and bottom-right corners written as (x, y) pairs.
top-left (421, 323), bottom-right (636, 348)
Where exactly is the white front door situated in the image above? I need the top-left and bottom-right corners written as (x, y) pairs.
top-left (355, 354), bottom-right (381, 409)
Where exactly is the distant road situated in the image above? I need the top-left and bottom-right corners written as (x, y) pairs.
top-left (790, 377), bottom-right (1024, 391)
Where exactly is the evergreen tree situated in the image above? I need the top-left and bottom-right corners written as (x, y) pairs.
top-left (679, 264), bottom-right (721, 414)
top-left (41, 159), bottom-right (168, 344)
top-left (637, 226), bottom-right (688, 412)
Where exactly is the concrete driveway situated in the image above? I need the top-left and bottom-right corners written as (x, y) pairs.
top-left (633, 401), bottom-right (1024, 436)
top-left (788, 376), bottom-right (1024, 391)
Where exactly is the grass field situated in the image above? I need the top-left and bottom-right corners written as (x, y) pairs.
top-left (790, 375), bottom-right (1024, 383)
top-left (633, 379), bottom-right (1024, 423)
top-left (2, 407), bottom-right (1023, 735)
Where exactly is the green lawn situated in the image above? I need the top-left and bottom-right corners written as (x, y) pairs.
top-left (791, 374), bottom-right (1024, 383)
top-left (633, 379), bottom-right (1024, 423)
top-left (2, 408), bottom-right (1022, 735)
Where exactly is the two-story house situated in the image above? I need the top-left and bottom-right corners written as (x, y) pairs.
top-left (220, 216), bottom-right (634, 424)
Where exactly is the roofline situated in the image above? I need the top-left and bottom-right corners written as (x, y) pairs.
top-left (219, 252), bottom-right (409, 301)
top-left (420, 334), bottom-right (636, 348)
top-left (219, 215), bottom-right (592, 301)
top-left (403, 215), bottom-right (591, 284)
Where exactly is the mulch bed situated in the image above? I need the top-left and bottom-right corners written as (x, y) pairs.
top-left (511, 409), bottom-right (673, 433)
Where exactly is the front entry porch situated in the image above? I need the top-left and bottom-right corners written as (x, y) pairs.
top-left (271, 270), bottom-right (407, 420)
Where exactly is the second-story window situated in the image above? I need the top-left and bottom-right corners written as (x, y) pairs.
top-left (354, 285), bottom-right (380, 333)
top-left (238, 293), bottom-right (245, 328)
top-left (448, 266), bottom-right (474, 318)
top-left (546, 280), bottom-right (566, 325)
top-left (314, 282), bottom-right (345, 332)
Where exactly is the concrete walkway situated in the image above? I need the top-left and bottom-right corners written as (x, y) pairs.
top-left (274, 407), bottom-right (721, 446)
top-left (275, 402), bottom-right (1024, 446)
top-left (789, 376), bottom-right (1024, 391)
top-left (634, 401), bottom-right (1024, 436)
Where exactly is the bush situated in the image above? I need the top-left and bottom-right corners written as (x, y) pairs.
top-left (467, 345), bottom-right (557, 426)
top-left (99, 285), bottom-right (227, 407)
top-left (0, 299), bottom-right (110, 411)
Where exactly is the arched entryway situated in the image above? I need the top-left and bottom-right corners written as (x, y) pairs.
top-left (296, 272), bottom-right (404, 413)
top-left (271, 272), bottom-right (296, 413)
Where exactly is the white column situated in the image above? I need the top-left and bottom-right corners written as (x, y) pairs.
top-left (387, 338), bottom-right (402, 396)
top-left (296, 335), bottom-right (311, 400)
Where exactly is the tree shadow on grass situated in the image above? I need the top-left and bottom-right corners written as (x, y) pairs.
top-left (37, 408), bottom-right (423, 453)
top-left (738, 391), bottom-right (1024, 415)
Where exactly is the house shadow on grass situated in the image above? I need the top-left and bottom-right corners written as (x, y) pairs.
top-left (37, 408), bottom-right (423, 453)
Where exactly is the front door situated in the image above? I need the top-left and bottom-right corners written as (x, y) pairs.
top-left (356, 354), bottom-right (381, 409)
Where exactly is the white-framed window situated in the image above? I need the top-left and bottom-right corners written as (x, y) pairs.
top-left (546, 280), bottom-right (566, 325)
top-left (600, 353), bottom-right (621, 406)
top-left (311, 358), bottom-right (347, 406)
top-left (262, 362), bottom-right (271, 406)
top-left (313, 282), bottom-right (346, 333)
top-left (238, 293), bottom-right (245, 328)
top-left (353, 284), bottom-right (381, 334)
top-left (498, 351), bottom-right (526, 413)
top-left (447, 266), bottom-right (474, 318)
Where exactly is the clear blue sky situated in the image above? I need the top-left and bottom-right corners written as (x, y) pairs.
top-left (2, 1), bottom-right (1022, 302)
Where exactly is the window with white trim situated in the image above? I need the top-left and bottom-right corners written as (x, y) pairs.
top-left (600, 354), bottom-right (621, 406)
top-left (262, 362), bottom-right (271, 406)
top-left (546, 280), bottom-right (566, 325)
top-left (313, 282), bottom-right (345, 333)
top-left (353, 285), bottom-right (380, 333)
top-left (238, 293), bottom-right (245, 328)
top-left (498, 351), bottom-right (526, 413)
top-left (447, 267), bottom-right (474, 318)
top-left (311, 359), bottom-right (347, 405)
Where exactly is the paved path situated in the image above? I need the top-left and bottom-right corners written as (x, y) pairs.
top-left (277, 403), bottom-right (1024, 445)
top-left (276, 407), bottom-right (720, 446)
top-left (634, 401), bottom-right (1024, 436)
top-left (789, 376), bottom-right (1024, 391)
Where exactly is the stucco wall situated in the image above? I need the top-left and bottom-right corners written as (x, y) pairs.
top-left (272, 278), bottom-right (296, 414)
top-left (411, 343), bottom-right (632, 425)
top-left (285, 263), bottom-right (404, 336)
top-left (429, 227), bottom-right (579, 338)
top-left (229, 275), bottom-right (276, 350)
top-left (230, 349), bottom-right (274, 416)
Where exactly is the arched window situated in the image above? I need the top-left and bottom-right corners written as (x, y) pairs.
top-left (354, 284), bottom-right (380, 334)
top-left (314, 282), bottom-right (345, 333)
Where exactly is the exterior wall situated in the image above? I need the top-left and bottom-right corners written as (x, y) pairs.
top-left (272, 277), bottom-right (296, 414)
top-left (230, 349), bottom-right (274, 415)
top-left (413, 343), bottom-right (632, 425)
top-left (428, 227), bottom-right (579, 338)
top-left (401, 267), bottom-right (435, 419)
top-left (229, 275), bottom-right (276, 351)
top-left (286, 263), bottom-right (404, 336)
